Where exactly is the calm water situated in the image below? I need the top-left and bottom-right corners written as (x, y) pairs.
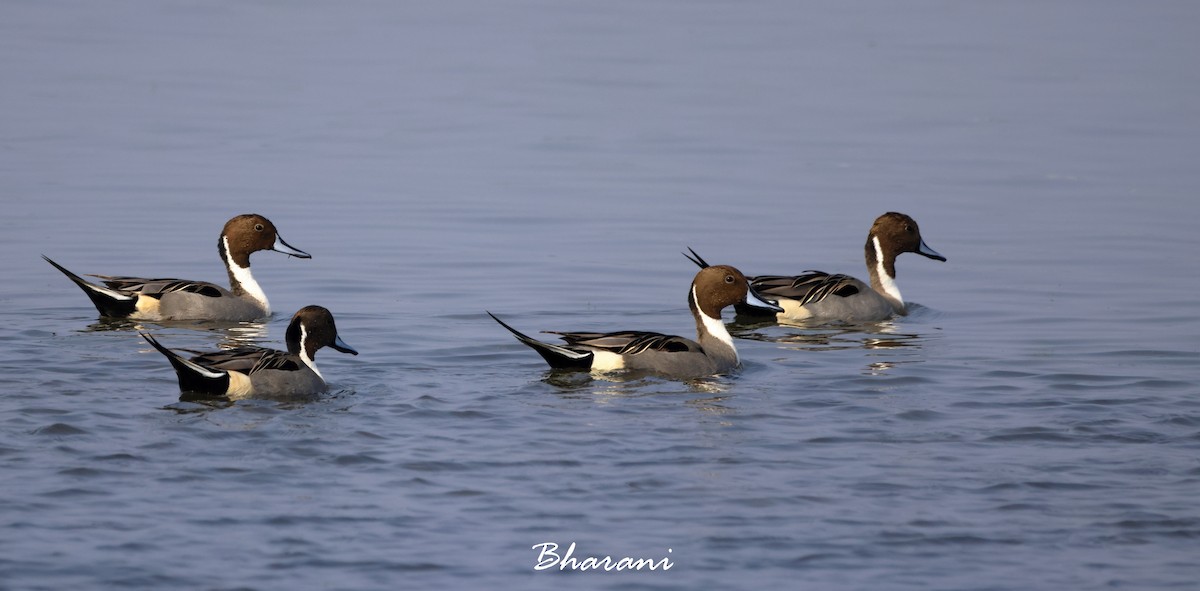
top-left (3, 1), bottom-right (1199, 589)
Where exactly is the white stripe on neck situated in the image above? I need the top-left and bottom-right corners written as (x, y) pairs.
top-left (873, 235), bottom-right (903, 304)
top-left (223, 235), bottom-right (269, 313)
top-left (299, 324), bottom-right (323, 380)
top-left (694, 286), bottom-right (737, 364)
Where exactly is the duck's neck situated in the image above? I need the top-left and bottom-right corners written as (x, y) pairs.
top-left (691, 286), bottom-right (739, 371)
top-left (865, 235), bottom-right (907, 315)
top-left (221, 236), bottom-right (270, 313)
top-left (298, 325), bottom-right (323, 380)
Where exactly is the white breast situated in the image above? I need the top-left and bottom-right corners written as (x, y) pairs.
top-left (223, 236), bottom-right (270, 313)
top-left (873, 236), bottom-right (903, 305)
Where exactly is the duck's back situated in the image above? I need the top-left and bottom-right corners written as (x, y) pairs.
top-left (789, 288), bottom-right (893, 322)
top-left (745, 272), bottom-right (893, 322)
top-left (548, 330), bottom-right (718, 377)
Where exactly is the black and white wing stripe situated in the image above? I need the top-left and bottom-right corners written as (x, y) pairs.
top-left (185, 346), bottom-right (302, 375)
top-left (88, 275), bottom-right (224, 298)
top-left (749, 272), bottom-right (860, 306)
top-left (546, 330), bottom-right (698, 355)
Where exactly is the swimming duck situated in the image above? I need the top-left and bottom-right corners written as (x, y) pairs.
top-left (44, 214), bottom-right (310, 322)
top-left (141, 305), bottom-right (357, 399)
top-left (687, 212), bottom-right (945, 322)
top-left (489, 265), bottom-right (782, 379)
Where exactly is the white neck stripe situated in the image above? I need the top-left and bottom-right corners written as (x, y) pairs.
top-left (224, 235), bottom-right (269, 312)
top-left (299, 324), bottom-right (323, 380)
top-left (873, 236), bottom-right (903, 304)
top-left (694, 286), bottom-right (737, 363)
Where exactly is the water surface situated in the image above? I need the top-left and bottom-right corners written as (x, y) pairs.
top-left (2, 1), bottom-right (1199, 589)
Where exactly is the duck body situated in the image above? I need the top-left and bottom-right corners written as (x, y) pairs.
top-left (141, 305), bottom-right (357, 400)
top-left (489, 264), bottom-right (782, 379)
top-left (690, 212), bottom-right (946, 323)
top-left (44, 213), bottom-right (310, 322)
top-left (739, 272), bottom-right (893, 322)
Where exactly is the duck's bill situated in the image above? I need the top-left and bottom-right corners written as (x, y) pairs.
top-left (331, 335), bottom-right (358, 355)
top-left (917, 239), bottom-right (946, 262)
top-left (273, 235), bottom-right (312, 259)
top-left (745, 285), bottom-right (784, 313)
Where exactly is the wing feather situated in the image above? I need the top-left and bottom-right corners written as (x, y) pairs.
top-left (545, 330), bottom-right (698, 355)
top-left (750, 271), bottom-right (860, 305)
top-left (88, 275), bottom-right (224, 298)
top-left (187, 346), bottom-right (301, 374)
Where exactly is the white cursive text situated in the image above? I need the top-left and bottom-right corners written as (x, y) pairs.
top-left (532, 542), bottom-right (674, 572)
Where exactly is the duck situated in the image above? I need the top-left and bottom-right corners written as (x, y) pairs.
top-left (686, 212), bottom-right (945, 322)
top-left (140, 305), bottom-right (357, 400)
top-left (488, 265), bottom-right (782, 379)
top-left (43, 213), bottom-right (310, 322)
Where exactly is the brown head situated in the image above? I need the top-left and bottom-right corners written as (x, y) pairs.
top-left (866, 212), bottom-right (946, 268)
top-left (285, 305), bottom-right (358, 360)
top-left (688, 265), bottom-right (782, 319)
top-left (218, 214), bottom-right (311, 268)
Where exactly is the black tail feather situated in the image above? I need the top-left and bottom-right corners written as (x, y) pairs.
top-left (43, 255), bottom-right (138, 318)
top-left (683, 247), bottom-right (711, 269)
top-left (140, 332), bottom-right (231, 396)
top-left (486, 312), bottom-right (593, 370)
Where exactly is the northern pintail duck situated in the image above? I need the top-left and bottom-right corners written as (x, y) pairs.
top-left (141, 305), bottom-right (357, 400)
top-left (43, 214), bottom-right (310, 322)
top-left (687, 212), bottom-right (945, 323)
top-left (488, 265), bottom-right (783, 379)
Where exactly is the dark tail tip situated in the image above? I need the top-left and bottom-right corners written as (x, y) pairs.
top-left (42, 254), bottom-right (81, 280)
top-left (486, 311), bottom-right (592, 370)
top-left (140, 332), bottom-right (171, 357)
top-left (683, 247), bottom-right (711, 269)
top-left (487, 310), bottom-right (533, 342)
top-left (45, 255), bottom-right (137, 318)
top-left (141, 332), bottom-right (230, 397)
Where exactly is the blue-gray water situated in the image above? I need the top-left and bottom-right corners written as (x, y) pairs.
top-left (3, 1), bottom-right (1199, 589)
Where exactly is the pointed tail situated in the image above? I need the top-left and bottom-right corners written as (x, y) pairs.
top-left (43, 255), bottom-right (138, 318)
top-left (683, 247), bottom-right (711, 269)
top-left (140, 333), bottom-right (231, 396)
top-left (486, 312), bottom-right (592, 370)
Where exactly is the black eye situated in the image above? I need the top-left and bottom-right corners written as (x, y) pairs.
top-left (724, 275), bottom-right (735, 284)
top-left (254, 224), bottom-right (264, 232)
top-left (904, 224), bottom-right (913, 233)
